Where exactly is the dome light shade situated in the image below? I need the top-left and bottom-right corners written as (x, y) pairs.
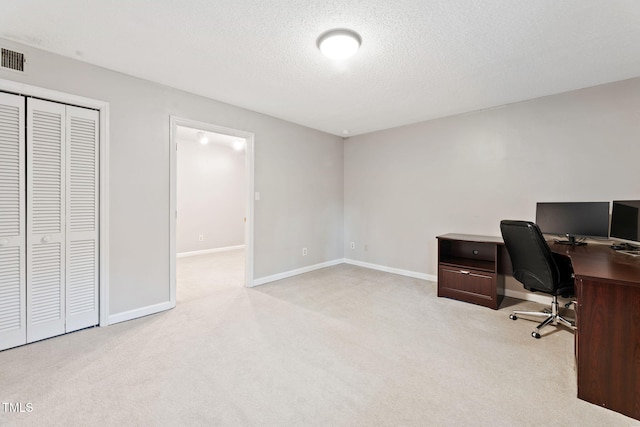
top-left (317, 29), bottom-right (361, 60)
top-left (196, 131), bottom-right (209, 145)
top-left (233, 139), bottom-right (245, 151)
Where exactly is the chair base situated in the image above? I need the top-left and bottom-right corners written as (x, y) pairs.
top-left (510, 295), bottom-right (575, 339)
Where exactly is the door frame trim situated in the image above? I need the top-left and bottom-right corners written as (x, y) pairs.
top-left (169, 116), bottom-right (255, 301)
top-left (0, 78), bottom-right (110, 327)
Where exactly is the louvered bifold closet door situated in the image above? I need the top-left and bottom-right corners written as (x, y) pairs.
top-left (26, 98), bottom-right (66, 343)
top-left (0, 92), bottom-right (26, 351)
top-left (65, 106), bottom-right (99, 332)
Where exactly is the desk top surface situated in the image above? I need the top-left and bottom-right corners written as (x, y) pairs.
top-left (550, 242), bottom-right (640, 286)
top-left (437, 233), bottom-right (505, 244)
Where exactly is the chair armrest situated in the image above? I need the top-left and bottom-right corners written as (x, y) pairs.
top-left (552, 252), bottom-right (575, 283)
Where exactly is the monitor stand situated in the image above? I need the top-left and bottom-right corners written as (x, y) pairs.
top-left (554, 235), bottom-right (586, 246)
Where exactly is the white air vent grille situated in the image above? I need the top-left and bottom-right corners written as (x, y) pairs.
top-left (1, 48), bottom-right (25, 72)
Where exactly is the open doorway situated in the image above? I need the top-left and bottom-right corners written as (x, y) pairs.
top-left (169, 117), bottom-right (255, 306)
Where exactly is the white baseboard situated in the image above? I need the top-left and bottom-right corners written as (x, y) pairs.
top-left (343, 258), bottom-right (437, 282)
top-left (503, 288), bottom-right (551, 305)
top-left (108, 300), bottom-right (175, 325)
top-left (341, 260), bottom-right (565, 306)
top-left (503, 288), bottom-right (574, 306)
top-left (251, 259), bottom-right (344, 287)
top-left (177, 244), bottom-right (244, 258)
top-left (105, 259), bottom-right (563, 326)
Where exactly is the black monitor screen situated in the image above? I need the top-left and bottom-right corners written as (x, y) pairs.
top-left (610, 201), bottom-right (640, 243)
top-left (535, 202), bottom-right (610, 238)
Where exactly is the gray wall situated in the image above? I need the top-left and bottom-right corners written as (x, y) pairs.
top-left (344, 77), bottom-right (640, 294)
top-left (0, 38), bottom-right (344, 316)
top-left (176, 139), bottom-right (245, 254)
top-left (3, 36), bottom-right (638, 313)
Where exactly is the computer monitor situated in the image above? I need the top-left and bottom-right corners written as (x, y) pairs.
top-left (535, 202), bottom-right (610, 245)
top-left (610, 200), bottom-right (640, 249)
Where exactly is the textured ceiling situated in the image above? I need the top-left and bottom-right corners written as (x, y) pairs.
top-left (2, 1), bottom-right (640, 136)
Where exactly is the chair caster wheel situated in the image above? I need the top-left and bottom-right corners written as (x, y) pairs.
top-left (509, 314), bottom-right (517, 320)
top-left (532, 332), bottom-right (541, 339)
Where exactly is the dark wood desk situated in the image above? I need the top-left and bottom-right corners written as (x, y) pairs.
top-left (436, 235), bottom-right (640, 419)
top-left (550, 243), bottom-right (640, 420)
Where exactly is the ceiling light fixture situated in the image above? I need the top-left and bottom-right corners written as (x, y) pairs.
top-left (196, 131), bottom-right (209, 145)
top-left (317, 29), bottom-right (361, 60)
top-left (233, 139), bottom-right (245, 151)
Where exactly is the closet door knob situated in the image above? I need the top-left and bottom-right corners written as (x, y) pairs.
top-left (0, 239), bottom-right (8, 246)
top-left (42, 235), bottom-right (52, 243)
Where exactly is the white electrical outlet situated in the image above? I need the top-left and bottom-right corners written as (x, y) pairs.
top-left (302, 247), bottom-right (308, 256)
top-left (198, 234), bottom-right (204, 241)
top-left (350, 242), bottom-right (355, 249)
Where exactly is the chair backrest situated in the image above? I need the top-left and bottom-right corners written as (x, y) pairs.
top-left (500, 220), bottom-right (560, 294)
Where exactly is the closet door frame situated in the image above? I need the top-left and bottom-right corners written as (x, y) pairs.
top-left (0, 78), bottom-right (110, 327)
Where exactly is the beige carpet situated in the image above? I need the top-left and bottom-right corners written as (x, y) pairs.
top-left (0, 249), bottom-right (636, 426)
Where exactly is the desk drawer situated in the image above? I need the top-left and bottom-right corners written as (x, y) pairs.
top-left (438, 265), bottom-right (498, 309)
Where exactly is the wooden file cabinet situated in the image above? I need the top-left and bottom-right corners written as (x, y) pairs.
top-left (437, 234), bottom-right (505, 309)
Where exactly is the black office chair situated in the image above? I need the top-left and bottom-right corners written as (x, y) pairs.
top-left (500, 220), bottom-right (575, 339)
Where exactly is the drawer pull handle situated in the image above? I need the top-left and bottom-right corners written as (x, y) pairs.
top-left (0, 238), bottom-right (8, 246)
top-left (42, 235), bottom-right (52, 243)
top-left (459, 270), bottom-right (471, 275)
